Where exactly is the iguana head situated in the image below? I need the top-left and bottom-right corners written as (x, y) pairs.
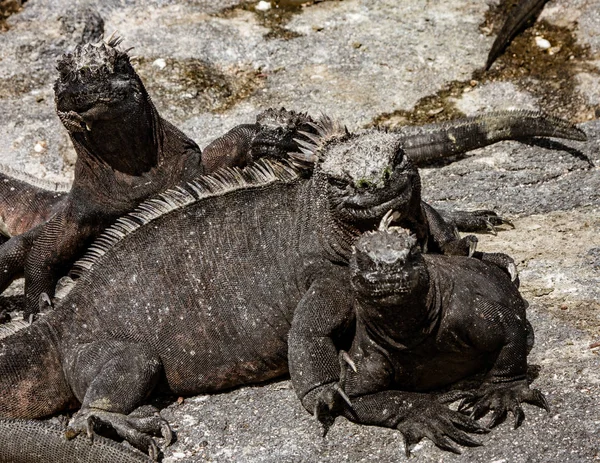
top-left (54, 35), bottom-right (141, 133)
top-left (351, 219), bottom-right (424, 304)
top-left (293, 117), bottom-right (421, 230)
top-left (349, 219), bottom-right (433, 345)
top-left (54, 35), bottom-right (160, 175)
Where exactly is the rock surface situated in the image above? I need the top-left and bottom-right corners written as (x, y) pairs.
top-left (1, 0), bottom-right (599, 461)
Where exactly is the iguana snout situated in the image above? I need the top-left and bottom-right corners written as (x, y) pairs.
top-left (351, 226), bottom-right (425, 302)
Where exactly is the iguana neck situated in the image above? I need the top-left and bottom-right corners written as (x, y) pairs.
top-left (355, 267), bottom-right (435, 351)
top-left (300, 178), bottom-right (361, 265)
top-left (70, 83), bottom-right (161, 177)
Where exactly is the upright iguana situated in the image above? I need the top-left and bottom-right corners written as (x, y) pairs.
top-left (0, 36), bottom-right (208, 319)
top-left (288, 217), bottom-right (548, 456)
top-left (0, 119), bottom-right (509, 460)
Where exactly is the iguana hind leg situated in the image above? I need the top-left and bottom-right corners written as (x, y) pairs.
top-left (64, 340), bottom-right (170, 461)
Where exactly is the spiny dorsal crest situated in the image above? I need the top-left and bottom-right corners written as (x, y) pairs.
top-left (56, 32), bottom-right (131, 82)
top-left (256, 107), bottom-right (315, 131)
top-left (71, 159), bottom-right (299, 277)
top-left (290, 114), bottom-right (350, 166)
top-left (0, 164), bottom-right (70, 193)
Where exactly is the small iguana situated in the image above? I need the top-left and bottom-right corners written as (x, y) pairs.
top-left (0, 120), bottom-right (503, 459)
top-left (288, 218), bottom-right (548, 456)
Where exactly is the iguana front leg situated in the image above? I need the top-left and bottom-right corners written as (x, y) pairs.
top-left (20, 209), bottom-right (101, 319)
top-left (63, 340), bottom-right (171, 461)
top-left (459, 300), bottom-right (549, 428)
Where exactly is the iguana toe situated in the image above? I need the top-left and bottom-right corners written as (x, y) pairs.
top-left (397, 401), bottom-right (486, 456)
top-left (67, 407), bottom-right (172, 461)
top-left (467, 381), bottom-right (548, 429)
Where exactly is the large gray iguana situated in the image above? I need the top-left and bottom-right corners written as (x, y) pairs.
top-left (0, 119), bottom-right (519, 460)
top-left (288, 217), bottom-right (548, 456)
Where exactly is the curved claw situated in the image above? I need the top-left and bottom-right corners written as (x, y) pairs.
top-left (527, 388), bottom-right (550, 413)
top-left (398, 402), bottom-right (488, 456)
top-left (512, 404), bottom-right (525, 429)
top-left (67, 407), bottom-right (170, 461)
top-left (507, 262), bottom-right (518, 282)
top-left (485, 220), bottom-right (499, 236)
top-left (161, 421), bottom-right (174, 447)
top-left (486, 408), bottom-right (506, 429)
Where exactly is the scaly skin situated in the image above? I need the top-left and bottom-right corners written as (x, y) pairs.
top-left (0, 37), bottom-right (206, 319)
top-left (0, 119), bottom-right (491, 459)
top-left (0, 419), bottom-right (152, 463)
top-left (288, 221), bottom-right (548, 456)
top-left (0, 106), bottom-right (585, 316)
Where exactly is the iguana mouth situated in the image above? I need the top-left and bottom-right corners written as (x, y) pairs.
top-left (345, 194), bottom-right (409, 221)
top-left (353, 270), bottom-right (413, 297)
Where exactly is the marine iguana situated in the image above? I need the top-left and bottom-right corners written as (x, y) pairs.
top-left (0, 36), bottom-right (207, 319)
top-left (0, 119), bottom-right (501, 459)
top-left (0, 81), bottom-right (585, 318)
top-left (288, 217), bottom-right (548, 456)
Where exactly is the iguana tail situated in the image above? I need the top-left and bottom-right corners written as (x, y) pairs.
top-left (397, 110), bottom-right (587, 166)
top-left (0, 317), bottom-right (74, 419)
top-left (0, 164), bottom-right (69, 238)
top-left (0, 419), bottom-right (152, 462)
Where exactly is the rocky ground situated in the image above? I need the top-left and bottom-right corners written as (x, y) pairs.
top-left (0, 0), bottom-right (599, 461)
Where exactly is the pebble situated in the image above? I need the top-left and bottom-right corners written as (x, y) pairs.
top-left (256, 1), bottom-right (271, 11)
top-left (34, 141), bottom-right (47, 153)
top-left (152, 58), bottom-right (167, 70)
top-left (535, 36), bottom-right (551, 50)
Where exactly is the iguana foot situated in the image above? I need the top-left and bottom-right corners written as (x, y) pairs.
top-left (444, 210), bottom-right (514, 235)
top-left (397, 398), bottom-right (488, 456)
top-left (460, 381), bottom-right (549, 429)
top-left (66, 405), bottom-right (173, 461)
top-left (313, 350), bottom-right (357, 436)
